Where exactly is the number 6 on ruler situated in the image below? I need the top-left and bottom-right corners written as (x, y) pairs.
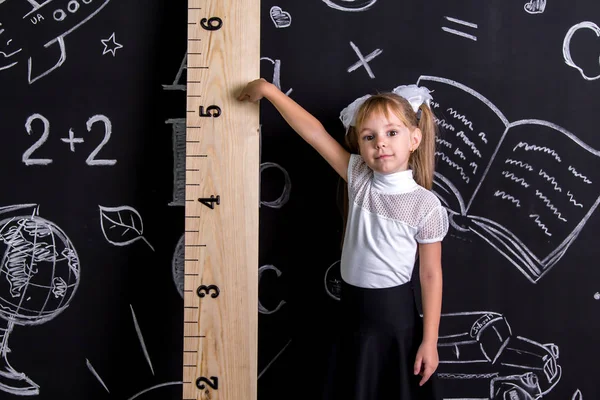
top-left (200, 17), bottom-right (223, 31)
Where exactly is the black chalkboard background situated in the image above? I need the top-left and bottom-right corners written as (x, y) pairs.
top-left (0, 0), bottom-right (599, 399)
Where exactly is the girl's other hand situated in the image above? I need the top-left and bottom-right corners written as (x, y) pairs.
top-left (413, 341), bottom-right (439, 386)
top-left (237, 78), bottom-right (269, 102)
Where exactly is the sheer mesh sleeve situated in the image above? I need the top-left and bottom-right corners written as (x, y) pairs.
top-left (347, 154), bottom-right (371, 200)
top-left (415, 205), bottom-right (449, 243)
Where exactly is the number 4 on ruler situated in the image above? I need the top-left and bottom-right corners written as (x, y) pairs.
top-left (198, 195), bottom-right (220, 209)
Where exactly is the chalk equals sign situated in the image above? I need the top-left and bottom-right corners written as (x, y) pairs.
top-left (442, 16), bottom-right (478, 41)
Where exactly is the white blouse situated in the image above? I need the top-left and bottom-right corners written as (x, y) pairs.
top-left (340, 154), bottom-right (449, 288)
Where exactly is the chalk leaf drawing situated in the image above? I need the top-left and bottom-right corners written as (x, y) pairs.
top-left (416, 75), bottom-right (600, 283)
top-left (524, 0), bottom-right (546, 14)
top-left (437, 312), bottom-right (561, 399)
top-left (99, 206), bottom-right (155, 251)
top-left (0, 0), bottom-right (111, 84)
top-left (100, 32), bottom-right (122, 57)
top-left (563, 21), bottom-right (600, 81)
top-left (572, 389), bottom-right (583, 400)
top-left (0, 203), bottom-right (80, 395)
top-left (270, 6), bottom-right (291, 29)
top-left (321, 0), bottom-right (377, 12)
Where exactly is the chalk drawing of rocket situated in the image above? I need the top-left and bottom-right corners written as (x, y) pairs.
top-left (0, 0), bottom-right (111, 84)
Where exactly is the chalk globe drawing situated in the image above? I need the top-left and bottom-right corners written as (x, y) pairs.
top-left (0, 205), bottom-right (80, 396)
top-left (171, 234), bottom-right (185, 298)
top-left (324, 260), bottom-right (342, 301)
top-left (322, 0), bottom-right (377, 12)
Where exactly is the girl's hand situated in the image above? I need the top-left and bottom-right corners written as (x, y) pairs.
top-left (413, 341), bottom-right (439, 386)
top-left (237, 78), bottom-right (269, 102)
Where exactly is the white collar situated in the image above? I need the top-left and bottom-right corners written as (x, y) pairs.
top-left (372, 168), bottom-right (417, 193)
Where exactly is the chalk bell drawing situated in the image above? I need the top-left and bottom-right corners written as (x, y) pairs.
top-left (562, 21), bottom-right (600, 81)
top-left (524, 0), bottom-right (546, 14)
top-left (0, 0), bottom-right (112, 84)
top-left (270, 6), bottom-right (291, 29)
top-left (0, 204), bottom-right (80, 396)
top-left (99, 205), bottom-right (155, 251)
top-left (321, 0), bottom-right (377, 12)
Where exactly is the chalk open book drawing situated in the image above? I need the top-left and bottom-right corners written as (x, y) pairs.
top-left (416, 75), bottom-right (600, 283)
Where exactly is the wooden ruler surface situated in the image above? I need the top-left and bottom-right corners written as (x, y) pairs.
top-left (184, 0), bottom-right (260, 399)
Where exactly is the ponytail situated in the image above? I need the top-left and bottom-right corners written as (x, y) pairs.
top-left (410, 104), bottom-right (437, 190)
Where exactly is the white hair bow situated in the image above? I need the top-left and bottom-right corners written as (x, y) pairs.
top-left (339, 84), bottom-right (433, 131)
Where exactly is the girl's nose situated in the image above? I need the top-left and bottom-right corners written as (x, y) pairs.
top-left (375, 136), bottom-right (386, 149)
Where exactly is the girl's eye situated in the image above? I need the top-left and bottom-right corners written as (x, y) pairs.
top-left (363, 135), bottom-right (374, 141)
top-left (388, 130), bottom-right (397, 136)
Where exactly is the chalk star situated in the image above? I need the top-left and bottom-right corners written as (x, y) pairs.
top-left (101, 32), bottom-right (123, 57)
top-left (61, 128), bottom-right (84, 152)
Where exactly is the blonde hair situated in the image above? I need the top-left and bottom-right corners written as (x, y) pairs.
top-left (338, 93), bottom-right (438, 247)
top-left (345, 92), bottom-right (437, 189)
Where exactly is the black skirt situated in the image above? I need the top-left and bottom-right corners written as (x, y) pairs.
top-left (322, 280), bottom-right (442, 400)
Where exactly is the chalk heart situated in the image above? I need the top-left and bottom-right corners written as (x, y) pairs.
top-left (524, 0), bottom-right (546, 14)
top-left (270, 6), bottom-right (291, 29)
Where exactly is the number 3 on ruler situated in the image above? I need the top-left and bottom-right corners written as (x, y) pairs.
top-left (23, 113), bottom-right (117, 166)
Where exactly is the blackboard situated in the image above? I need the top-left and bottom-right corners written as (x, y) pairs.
top-left (0, 1), bottom-right (599, 400)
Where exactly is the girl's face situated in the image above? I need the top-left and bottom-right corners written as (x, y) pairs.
top-left (357, 107), bottom-right (421, 174)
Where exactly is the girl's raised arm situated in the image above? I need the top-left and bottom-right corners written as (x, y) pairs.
top-left (238, 79), bottom-right (350, 181)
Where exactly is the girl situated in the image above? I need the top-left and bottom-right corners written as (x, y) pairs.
top-left (238, 79), bottom-right (448, 400)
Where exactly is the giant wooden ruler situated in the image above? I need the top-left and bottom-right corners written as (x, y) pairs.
top-left (183, 0), bottom-right (260, 399)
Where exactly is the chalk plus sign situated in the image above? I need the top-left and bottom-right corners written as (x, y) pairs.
top-left (61, 129), bottom-right (84, 152)
top-left (347, 41), bottom-right (383, 79)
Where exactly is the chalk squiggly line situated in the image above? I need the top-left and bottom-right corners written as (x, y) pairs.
top-left (469, 162), bottom-right (478, 174)
top-left (454, 148), bottom-right (466, 160)
top-left (436, 137), bottom-right (453, 149)
top-left (568, 165), bottom-right (592, 184)
top-left (501, 171), bottom-right (530, 188)
top-left (435, 118), bottom-right (456, 132)
top-left (566, 191), bottom-right (583, 208)
top-left (513, 142), bottom-right (562, 163)
top-left (435, 151), bottom-right (470, 183)
top-left (447, 108), bottom-right (474, 131)
top-left (456, 131), bottom-right (482, 157)
top-left (430, 101), bottom-right (440, 109)
top-left (505, 159), bottom-right (534, 171)
top-left (529, 214), bottom-right (552, 237)
top-left (538, 169), bottom-right (562, 192)
top-left (535, 190), bottom-right (567, 222)
top-left (478, 132), bottom-right (488, 144)
top-left (494, 190), bottom-right (521, 208)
